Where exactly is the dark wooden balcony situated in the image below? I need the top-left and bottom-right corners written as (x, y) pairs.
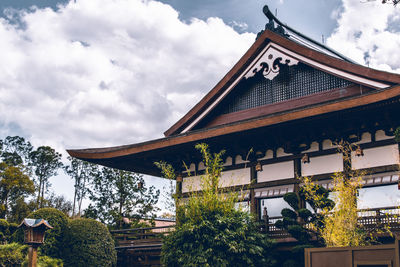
top-left (110, 206), bottom-right (400, 266)
top-left (264, 206), bottom-right (400, 242)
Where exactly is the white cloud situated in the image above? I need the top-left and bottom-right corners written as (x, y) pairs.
top-left (327, 0), bottom-right (400, 72)
top-left (0, 0), bottom-right (255, 150)
top-left (0, 0), bottom-right (255, 207)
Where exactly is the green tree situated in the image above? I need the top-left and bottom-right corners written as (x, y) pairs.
top-left (159, 143), bottom-right (275, 266)
top-left (42, 192), bottom-right (73, 216)
top-left (275, 185), bottom-right (334, 266)
top-left (64, 157), bottom-right (96, 217)
top-left (0, 163), bottom-right (34, 219)
top-left (300, 142), bottom-right (369, 247)
top-left (0, 136), bottom-right (33, 167)
top-left (85, 167), bottom-right (160, 228)
top-left (29, 146), bottom-right (63, 209)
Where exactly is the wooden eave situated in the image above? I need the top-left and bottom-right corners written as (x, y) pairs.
top-left (67, 84), bottom-right (400, 176)
top-left (164, 29), bottom-right (400, 137)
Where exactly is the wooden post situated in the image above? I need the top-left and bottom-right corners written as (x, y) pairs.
top-left (294, 156), bottom-right (304, 209)
top-left (250, 165), bottom-right (257, 217)
top-left (28, 245), bottom-right (38, 267)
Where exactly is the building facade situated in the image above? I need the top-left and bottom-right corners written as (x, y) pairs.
top-left (68, 7), bottom-right (400, 224)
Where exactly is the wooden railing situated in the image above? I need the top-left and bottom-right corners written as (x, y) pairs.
top-left (110, 206), bottom-right (400, 248)
top-left (263, 206), bottom-right (400, 240)
top-left (111, 225), bottom-right (175, 250)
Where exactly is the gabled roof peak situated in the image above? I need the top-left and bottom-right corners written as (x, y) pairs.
top-left (258, 5), bottom-right (355, 63)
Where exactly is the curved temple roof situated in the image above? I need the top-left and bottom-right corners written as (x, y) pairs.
top-left (67, 7), bottom-right (400, 177)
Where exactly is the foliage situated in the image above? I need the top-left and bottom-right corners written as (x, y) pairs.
top-left (275, 185), bottom-right (334, 266)
top-left (0, 242), bottom-right (28, 267)
top-left (64, 157), bottom-right (96, 217)
top-left (0, 243), bottom-right (63, 267)
top-left (85, 167), bottom-right (159, 228)
top-left (395, 126), bottom-right (400, 142)
top-left (0, 219), bottom-right (18, 244)
top-left (159, 143), bottom-right (275, 266)
top-left (29, 146), bottom-right (63, 209)
top-left (63, 218), bottom-right (116, 267)
top-left (42, 193), bottom-right (73, 217)
top-left (28, 208), bottom-right (68, 259)
top-left (0, 163), bottom-right (35, 219)
top-left (8, 198), bottom-right (36, 224)
top-left (301, 141), bottom-right (367, 247)
top-left (29, 255), bottom-right (64, 267)
top-left (0, 136), bottom-right (33, 168)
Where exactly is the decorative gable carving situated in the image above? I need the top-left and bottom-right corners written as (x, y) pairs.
top-left (244, 46), bottom-right (299, 81)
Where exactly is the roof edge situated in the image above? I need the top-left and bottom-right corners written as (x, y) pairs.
top-left (68, 84), bottom-right (400, 160)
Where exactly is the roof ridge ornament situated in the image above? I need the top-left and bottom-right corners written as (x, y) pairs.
top-left (257, 5), bottom-right (289, 39)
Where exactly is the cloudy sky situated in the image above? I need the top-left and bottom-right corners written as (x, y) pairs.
top-left (0, 0), bottom-right (399, 212)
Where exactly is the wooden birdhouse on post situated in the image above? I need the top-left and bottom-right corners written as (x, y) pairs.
top-left (18, 218), bottom-right (53, 267)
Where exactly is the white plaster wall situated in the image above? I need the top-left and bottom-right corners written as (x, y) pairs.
top-left (257, 161), bottom-right (294, 182)
top-left (303, 141), bottom-right (319, 153)
top-left (375, 130), bottom-right (394, 141)
top-left (322, 139), bottom-right (337, 150)
top-left (182, 168), bottom-right (251, 193)
top-left (356, 132), bottom-right (372, 144)
top-left (223, 157), bottom-right (233, 166)
top-left (183, 163), bottom-right (195, 173)
top-left (259, 149), bottom-right (273, 160)
top-left (182, 175), bottom-right (202, 193)
top-left (352, 144), bottom-right (399, 170)
top-left (235, 155), bottom-right (249, 164)
top-left (198, 161), bottom-right (205, 170)
top-left (302, 153), bottom-right (343, 176)
top-left (277, 147), bottom-right (292, 157)
top-left (220, 168), bottom-right (250, 187)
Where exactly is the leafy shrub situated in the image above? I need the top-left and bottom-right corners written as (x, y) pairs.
top-left (159, 144), bottom-right (275, 266)
top-left (395, 126), bottom-right (400, 142)
top-left (0, 242), bottom-right (28, 266)
top-left (63, 218), bottom-right (116, 267)
top-left (28, 208), bottom-right (68, 259)
top-left (0, 219), bottom-right (9, 243)
top-left (28, 256), bottom-right (63, 267)
top-left (162, 209), bottom-right (274, 267)
top-left (0, 243), bottom-right (63, 267)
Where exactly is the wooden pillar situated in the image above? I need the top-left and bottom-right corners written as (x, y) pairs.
top-left (294, 156), bottom-right (304, 209)
top-left (250, 165), bottom-right (258, 217)
top-left (28, 246), bottom-right (38, 267)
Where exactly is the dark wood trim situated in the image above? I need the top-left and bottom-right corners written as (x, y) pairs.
top-left (67, 89), bottom-right (400, 160)
top-left (177, 138), bottom-right (397, 178)
top-left (205, 85), bottom-right (369, 129)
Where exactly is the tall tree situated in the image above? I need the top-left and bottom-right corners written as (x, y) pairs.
top-left (64, 157), bottom-right (96, 217)
top-left (29, 146), bottom-right (63, 209)
top-left (0, 136), bottom-right (33, 167)
top-left (0, 162), bottom-right (35, 219)
top-left (85, 167), bottom-right (160, 228)
top-left (43, 192), bottom-right (73, 216)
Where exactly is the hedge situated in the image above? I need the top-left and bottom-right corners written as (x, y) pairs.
top-left (63, 218), bottom-right (116, 267)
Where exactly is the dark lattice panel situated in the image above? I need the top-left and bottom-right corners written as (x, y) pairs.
top-left (220, 63), bottom-right (353, 114)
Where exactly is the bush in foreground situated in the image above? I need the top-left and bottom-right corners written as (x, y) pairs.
top-left (159, 144), bottom-right (275, 266)
top-left (0, 243), bottom-right (63, 267)
top-left (63, 218), bottom-right (116, 267)
top-left (28, 208), bottom-right (68, 259)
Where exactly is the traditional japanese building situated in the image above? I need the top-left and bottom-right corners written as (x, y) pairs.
top-left (68, 6), bottom-right (400, 223)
